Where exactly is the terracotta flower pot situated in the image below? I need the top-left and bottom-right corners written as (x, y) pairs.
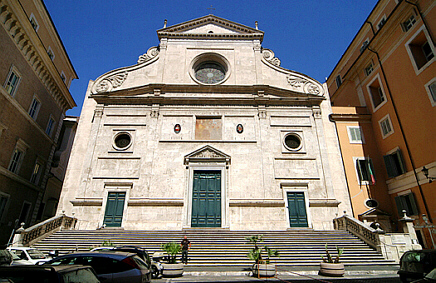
top-left (162, 263), bottom-right (184, 277)
top-left (319, 262), bottom-right (345, 277)
top-left (252, 263), bottom-right (276, 277)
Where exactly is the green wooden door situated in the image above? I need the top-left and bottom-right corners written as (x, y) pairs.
top-left (191, 171), bottom-right (221, 227)
top-left (287, 192), bottom-right (308, 227)
top-left (103, 192), bottom-right (126, 227)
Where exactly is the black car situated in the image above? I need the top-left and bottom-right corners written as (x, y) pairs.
top-left (398, 249), bottom-right (436, 283)
top-left (44, 251), bottom-right (151, 283)
top-left (91, 245), bottom-right (163, 279)
top-left (0, 265), bottom-right (100, 283)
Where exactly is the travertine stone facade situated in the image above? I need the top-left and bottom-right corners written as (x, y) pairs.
top-left (58, 15), bottom-right (351, 231)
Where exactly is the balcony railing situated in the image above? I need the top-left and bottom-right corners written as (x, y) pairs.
top-left (334, 211), bottom-right (421, 262)
top-left (12, 213), bottom-right (77, 247)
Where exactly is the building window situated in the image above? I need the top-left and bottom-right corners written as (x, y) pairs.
top-left (402, 15), bottom-right (416, 32)
top-left (406, 27), bottom-right (435, 72)
top-left (283, 133), bottom-right (302, 151)
top-left (377, 17), bottom-right (386, 30)
top-left (195, 117), bottom-right (222, 140)
top-left (47, 47), bottom-right (55, 61)
top-left (28, 97), bottom-right (41, 119)
top-left (360, 40), bottom-right (369, 53)
top-left (113, 132), bottom-right (132, 151)
top-left (46, 117), bottom-right (55, 137)
top-left (384, 148), bottom-right (406, 178)
top-left (365, 63), bottom-right (374, 76)
top-left (30, 162), bottom-right (42, 185)
top-left (425, 78), bottom-right (436, 106)
top-left (4, 66), bottom-right (21, 96)
top-left (335, 75), bottom-right (342, 88)
top-left (8, 149), bottom-right (24, 174)
top-left (379, 114), bottom-right (394, 138)
top-left (29, 13), bottom-right (39, 32)
top-left (355, 158), bottom-right (376, 185)
top-left (367, 74), bottom-right (387, 111)
top-left (347, 126), bottom-right (364, 143)
top-left (395, 193), bottom-right (418, 216)
top-left (0, 194), bottom-right (9, 221)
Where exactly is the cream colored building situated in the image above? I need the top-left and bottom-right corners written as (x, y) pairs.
top-left (58, 15), bottom-right (351, 231)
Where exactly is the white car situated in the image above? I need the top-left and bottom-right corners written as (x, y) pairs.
top-left (7, 247), bottom-right (51, 265)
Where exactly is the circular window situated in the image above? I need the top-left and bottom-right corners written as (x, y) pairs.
top-left (195, 62), bottom-right (226, 84)
top-left (190, 53), bottom-right (230, 85)
top-left (114, 133), bottom-right (132, 150)
top-left (284, 133), bottom-right (302, 151)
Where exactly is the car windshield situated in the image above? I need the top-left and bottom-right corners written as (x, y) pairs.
top-left (27, 249), bottom-right (46, 259)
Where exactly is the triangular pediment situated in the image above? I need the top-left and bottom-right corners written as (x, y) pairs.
top-left (184, 145), bottom-right (231, 165)
top-left (157, 15), bottom-right (264, 41)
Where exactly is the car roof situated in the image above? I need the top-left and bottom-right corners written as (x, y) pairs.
top-left (7, 247), bottom-right (37, 250)
top-left (49, 251), bottom-right (136, 260)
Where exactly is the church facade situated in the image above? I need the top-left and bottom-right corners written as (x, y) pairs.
top-left (58, 15), bottom-right (351, 231)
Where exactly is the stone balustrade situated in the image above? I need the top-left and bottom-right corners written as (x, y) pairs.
top-left (12, 213), bottom-right (77, 247)
top-left (333, 211), bottom-right (422, 263)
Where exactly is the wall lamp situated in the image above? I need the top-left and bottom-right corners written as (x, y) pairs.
top-left (421, 166), bottom-right (435, 183)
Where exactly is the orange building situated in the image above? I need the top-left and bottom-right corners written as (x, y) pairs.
top-left (327, 0), bottom-right (435, 248)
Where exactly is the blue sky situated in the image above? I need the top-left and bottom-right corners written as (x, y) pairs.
top-left (44, 1), bottom-right (378, 116)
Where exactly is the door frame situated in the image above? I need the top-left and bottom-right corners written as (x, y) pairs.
top-left (281, 183), bottom-right (312, 228)
top-left (100, 182), bottom-right (132, 228)
top-left (185, 164), bottom-right (228, 228)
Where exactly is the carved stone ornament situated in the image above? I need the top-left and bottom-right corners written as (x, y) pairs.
top-left (286, 75), bottom-right (321, 95)
top-left (95, 72), bottom-right (128, 93)
top-left (262, 48), bottom-right (281, 66)
top-left (137, 46), bottom-right (160, 64)
top-left (184, 145), bottom-right (231, 165)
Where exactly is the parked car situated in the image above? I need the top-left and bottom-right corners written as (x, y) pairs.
top-left (91, 245), bottom-right (163, 279)
top-left (411, 268), bottom-right (436, 283)
top-left (44, 251), bottom-right (151, 283)
top-left (7, 247), bottom-right (51, 265)
top-left (0, 265), bottom-right (100, 283)
top-left (398, 249), bottom-right (436, 283)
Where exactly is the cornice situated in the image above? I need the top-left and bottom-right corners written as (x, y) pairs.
top-left (157, 15), bottom-right (264, 42)
top-left (90, 83), bottom-right (325, 107)
top-left (0, 0), bottom-right (76, 111)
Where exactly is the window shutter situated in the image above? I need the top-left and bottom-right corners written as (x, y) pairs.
top-left (356, 159), bottom-right (364, 182)
top-left (394, 196), bottom-right (405, 216)
top-left (384, 154), bottom-right (397, 178)
top-left (395, 149), bottom-right (406, 175)
top-left (408, 193), bottom-right (419, 216)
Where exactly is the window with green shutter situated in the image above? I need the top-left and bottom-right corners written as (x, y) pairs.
top-left (383, 149), bottom-right (406, 178)
top-left (395, 193), bottom-right (418, 216)
top-left (356, 158), bottom-right (376, 184)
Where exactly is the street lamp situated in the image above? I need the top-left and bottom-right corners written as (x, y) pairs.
top-left (421, 166), bottom-right (435, 183)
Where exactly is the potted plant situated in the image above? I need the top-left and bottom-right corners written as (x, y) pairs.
top-left (319, 243), bottom-right (345, 277)
top-left (160, 242), bottom-right (183, 277)
top-left (246, 235), bottom-right (280, 277)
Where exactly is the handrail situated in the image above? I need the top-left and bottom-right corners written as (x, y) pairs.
top-left (12, 213), bottom-right (77, 247)
top-left (333, 212), bottom-right (421, 262)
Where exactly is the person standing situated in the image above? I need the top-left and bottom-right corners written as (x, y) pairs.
top-left (180, 235), bottom-right (191, 264)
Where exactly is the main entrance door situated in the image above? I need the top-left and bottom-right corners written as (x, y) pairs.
top-left (191, 170), bottom-right (221, 227)
top-left (103, 192), bottom-right (125, 227)
top-left (287, 192), bottom-right (308, 227)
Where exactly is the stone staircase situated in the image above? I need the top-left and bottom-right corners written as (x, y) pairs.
top-left (32, 229), bottom-right (397, 268)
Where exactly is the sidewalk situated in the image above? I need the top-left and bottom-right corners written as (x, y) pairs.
top-left (156, 264), bottom-right (401, 282)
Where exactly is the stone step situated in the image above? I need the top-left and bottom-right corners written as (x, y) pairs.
top-left (32, 229), bottom-right (396, 267)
